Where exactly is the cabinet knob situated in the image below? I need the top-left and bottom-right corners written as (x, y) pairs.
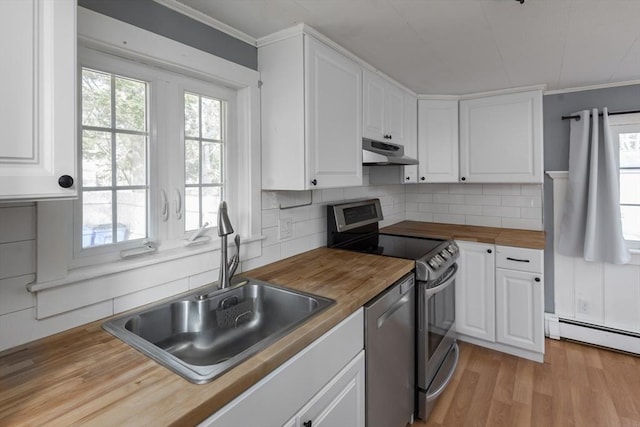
top-left (311, 179), bottom-right (317, 186)
top-left (461, 177), bottom-right (466, 181)
top-left (420, 177), bottom-right (425, 181)
top-left (535, 277), bottom-right (541, 282)
top-left (303, 421), bottom-right (312, 427)
top-left (58, 175), bottom-right (74, 188)
top-left (487, 249), bottom-right (492, 254)
top-left (406, 176), bottom-right (410, 181)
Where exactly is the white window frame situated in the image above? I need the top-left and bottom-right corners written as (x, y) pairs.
top-left (31, 8), bottom-right (262, 317)
top-left (610, 113), bottom-right (640, 250)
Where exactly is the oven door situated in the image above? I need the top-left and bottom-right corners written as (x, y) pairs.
top-left (417, 263), bottom-right (458, 416)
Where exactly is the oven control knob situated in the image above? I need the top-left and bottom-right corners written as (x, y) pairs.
top-left (440, 249), bottom-right (451, 259)
top-left (435, 255), bottom-right (445, 264)
top-left (428, 259), bottom-right (439, 269)
top-left (447, 244), bottom-right (458, 254)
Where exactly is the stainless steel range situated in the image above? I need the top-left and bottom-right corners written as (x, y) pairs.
top-left (327, 199), bottom-right (460, 423)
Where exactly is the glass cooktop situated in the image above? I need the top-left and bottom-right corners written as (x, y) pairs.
top-left (335, 233), bottom-right (444, 260)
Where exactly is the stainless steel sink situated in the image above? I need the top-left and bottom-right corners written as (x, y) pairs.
top-left (102, 279), bottom-right (335, 383)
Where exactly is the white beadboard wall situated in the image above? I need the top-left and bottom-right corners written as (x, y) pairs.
top-left (551, 174), bottom-right (640, 335)
top-left (0, 176), bottom-right (543, 352)
top-left (406, 183), bottom-right (543, 230)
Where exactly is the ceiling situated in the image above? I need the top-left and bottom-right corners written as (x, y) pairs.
top-left (172, 0), bottom-right (640, 95)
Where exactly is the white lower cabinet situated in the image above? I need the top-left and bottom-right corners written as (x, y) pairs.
top-left (199, 309), bottom-right (364, 427)
top-left (456, 241), bottom-right (545, 361)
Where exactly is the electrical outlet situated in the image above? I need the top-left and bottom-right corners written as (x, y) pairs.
top-left (577, 298), bottom-right (589, 314)
top-left (279, 217), bottom-right (293, 240)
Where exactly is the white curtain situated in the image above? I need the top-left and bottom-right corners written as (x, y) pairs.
top-left (558, 108), bottom-right (631, 264)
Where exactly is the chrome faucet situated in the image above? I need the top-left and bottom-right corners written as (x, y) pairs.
top-left (218, 201), bottom-right (240, 289)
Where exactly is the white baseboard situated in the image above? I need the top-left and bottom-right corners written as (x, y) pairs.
top-left (558, 319), bottom-right (640, 355)
top-left (544, 312), bottom-right (560, 340)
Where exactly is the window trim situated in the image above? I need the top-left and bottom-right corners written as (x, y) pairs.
top-left (33, 7), bottom-right (262, 298)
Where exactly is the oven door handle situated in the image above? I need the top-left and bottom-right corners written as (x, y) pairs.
top-left (426, 342), bottom-right (460, 402)
top-left (424, 263), bottom-right (458, 298)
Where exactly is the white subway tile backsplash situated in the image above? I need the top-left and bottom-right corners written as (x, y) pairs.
top-left (418, 183), bottom-right (449, 194)
top-left (433, 194), bottom-right (465, 204)
top-left (0, 274), bottom-right (35, 315)
top-left (406, 193), bottom-right (433, 203)
top-left (261, 191), bottom-right (279, 210)
top-left (465, 216), bottom-right (502, 227)
top-left (262, 226), bottom-right (280, 246)
top-left (405, 202), bottom-right (418, 212)
top-left (0, 240), bottom-right (36, 279)
top-left (483, 205), bottom-right (521, 218)
top-left (188, 269), bottom-right (219, 290)
top-left (448, 184), bottom-right (483, 195)
top-left (418, 203), bottom-right (449, 214)
top-left (465, 195), bottom-right (502, 206)
top-left (262, 209), bottom-right (279, 228)
top-left (406, 211), bottom-right (434, 222)
top-left (293, 218), bottom-right (324, 238)
top-left (0, 205), bottom-right (36, 243)
top-left (320, 188), bottom-right (344, 203)
top-left (521, 184), bottom-right (543, 196)
top-left (521, 207), bottom-right (543, 219)
top-left (449, 204), bottom-right (483, 216)
top-left (483, 184), bottom-right (521, 195)
top-left (343, 186), bottom-right (365, 199)
top-left (501, 195), bottom-right (541, 208)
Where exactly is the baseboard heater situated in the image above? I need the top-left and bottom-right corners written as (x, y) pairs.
top-left (558, 318), bottom-right (640, 355)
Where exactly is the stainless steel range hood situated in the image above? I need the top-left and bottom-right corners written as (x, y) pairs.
top-left (362, 138), bottom-right (418, 166)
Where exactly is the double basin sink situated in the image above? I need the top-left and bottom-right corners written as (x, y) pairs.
top-left (103, 279), bottom-right (335, 383)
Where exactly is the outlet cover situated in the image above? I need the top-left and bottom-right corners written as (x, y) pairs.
top-left (279, 217), bottom-right (293, 240)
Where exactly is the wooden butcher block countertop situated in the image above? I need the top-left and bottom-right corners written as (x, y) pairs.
top-left (382, 221), bottom-right (546, 250)
top-left (0, 248), bottom-right (413, 427)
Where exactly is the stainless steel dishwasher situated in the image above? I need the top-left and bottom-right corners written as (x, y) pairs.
top-left (365, 273), bottom-right (415, 427)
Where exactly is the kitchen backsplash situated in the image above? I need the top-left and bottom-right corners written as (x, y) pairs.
top-left (0, 176), bottom-right (542, 351)
top-left (405, 183), bottom-right (543, 231)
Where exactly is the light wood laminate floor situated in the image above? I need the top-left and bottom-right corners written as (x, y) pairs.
top-left (412, 339), bottom-right (640, 427)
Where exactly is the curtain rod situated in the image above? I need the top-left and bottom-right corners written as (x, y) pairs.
top-left (562, 109), bottom-right (640, 121)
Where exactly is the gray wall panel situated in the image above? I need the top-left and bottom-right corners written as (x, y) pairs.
top-left (79, 0), bottom-right (257, 70)
top-left (543, 84), bottom-right (640, 311)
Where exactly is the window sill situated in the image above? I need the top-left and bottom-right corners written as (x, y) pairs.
top-left (28, 234), bottom-right (265, 293)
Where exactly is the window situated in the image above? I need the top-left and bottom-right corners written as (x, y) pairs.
top-left (611, 114), bottom-right (640, 248)
top-left (81, 69), bottom-right (149, 248)
top-left (73, 48), bottom-right (237, 267)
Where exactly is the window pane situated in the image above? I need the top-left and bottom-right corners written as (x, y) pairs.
top-left (116, 133), bottom-right (147, 186)
top-left (202, 97), bottom-right (221, 140)
top-left (82, 130), bottom-right (112, 187)
top-left (202, 187), bottom-right (221, 227)
top-left (82, 69), bottom-right (111, 128)
top-left (202, 142), bottom-right (222, 184)
top-left (185, 187), bottom-right (200, 231)
top-left (184, 93), bottom-right (200, 137)
top-left (115, 77), bottom-right (146, 131)
top-left (620, 132), bottom-right (640, 168)
top-left (185, 139), bottom-right (200, 184)
top-left (621, 205), bottom-right (640, 242)
top-left (82, 191), bottom-right (112, 248)
top-left (116, 190), bottom-right (146, 242)
top-left (620, 171), bottom-right (640, 205)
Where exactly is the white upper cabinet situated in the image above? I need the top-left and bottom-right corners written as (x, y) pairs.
top-left (417, 99), bottom-right (459, 183)
top-left (363, 69), bottom-right (414, 148)
top-left (0, 0), bottom-right (77, 200)
top-left (259, 29), bottom-right (362, 190)
top-left (459, 90), bottom-right (543, 183)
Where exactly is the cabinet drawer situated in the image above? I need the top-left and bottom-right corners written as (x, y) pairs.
top-left (495, 246), bottom-right (543, 273)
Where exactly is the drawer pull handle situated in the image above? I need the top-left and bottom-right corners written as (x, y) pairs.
top-left (506, 257), bottom-right (530, 263)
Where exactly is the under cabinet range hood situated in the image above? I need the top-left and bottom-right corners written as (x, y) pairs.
top-left (362, 138), bottom-right (418, 166)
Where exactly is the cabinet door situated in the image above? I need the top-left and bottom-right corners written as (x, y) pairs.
top-left (495, 269), bottom-right (544, 353)
top-left (417, 99), bottom-right (459, 183)
top-left (385, 83), bottom-right (405, 145)
top-left (402, 93), bottom-right (418, 184)
top-left (0, 0), bottom-right (77, 200)
top-left (459, 90), bottom-right (542, 183)
top-left (296, 351), bottom-right (365, 427)
top-left (456, 241), bottom-right (496, 341)
top-left (305, 36), bottom-right (362, 189)
top-left (362, 70), bottom-right (385, 141)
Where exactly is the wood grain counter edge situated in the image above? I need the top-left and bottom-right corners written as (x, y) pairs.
top-left (0, 247), bottom-right (414, 427)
